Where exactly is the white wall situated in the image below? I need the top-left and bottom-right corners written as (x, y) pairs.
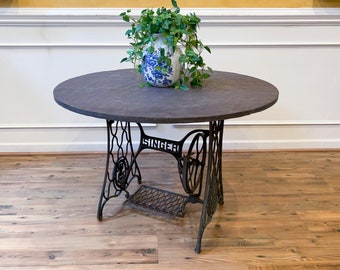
top-left (1, 8), bottom-right (340, 152)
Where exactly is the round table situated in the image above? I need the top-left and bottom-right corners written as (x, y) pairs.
top-left (54, 69), bottom-right (279, 253)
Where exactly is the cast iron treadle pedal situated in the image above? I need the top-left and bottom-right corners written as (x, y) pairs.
top-left (124, 185), bottom-right (188, 219)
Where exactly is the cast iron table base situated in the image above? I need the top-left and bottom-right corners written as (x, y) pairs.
top-left (96, 119), bottom-right (224, 253)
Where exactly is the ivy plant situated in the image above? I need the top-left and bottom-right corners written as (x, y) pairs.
top-left (120, 0), bottom-right (212, 90)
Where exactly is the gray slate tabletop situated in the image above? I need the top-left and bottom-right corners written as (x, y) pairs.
top-left (53, 69), bottom-right (279, 124)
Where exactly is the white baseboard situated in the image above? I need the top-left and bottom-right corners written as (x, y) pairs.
top-left (1, 121), bottom-right (340, 152)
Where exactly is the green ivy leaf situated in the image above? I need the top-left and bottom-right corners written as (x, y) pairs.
top-left (180, 84), bottom-right (189, 91)
top-left (120, 57), bottom-right (128, 63)
top-left (171, 0), bottom-right (178, 8)
top-left (189, 66), bottom-right (197, 73)
top-left (179, 54), bottom-right (186, 63)
top-left (202, 73), bottom-right (211, 79)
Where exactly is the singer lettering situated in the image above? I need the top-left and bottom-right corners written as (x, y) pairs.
top-left (141, 137), bottom-right (180, 154)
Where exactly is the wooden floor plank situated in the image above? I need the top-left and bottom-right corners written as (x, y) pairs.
top-left (1, 151), bottom-right (340, 269)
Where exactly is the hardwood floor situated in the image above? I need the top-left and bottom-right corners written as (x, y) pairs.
top-left (1, 151), bottom-right (340, 269)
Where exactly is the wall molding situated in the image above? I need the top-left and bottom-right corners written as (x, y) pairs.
top-left (1, 8), bottom-right (340, 48)
top-left (1, 121), bottom-right (339, 130)
top-left (222, 139), bottom-right (340, 150)
top-left (1, 7), bottom-right (340, 26)
top-left (1, 138), bottom-right (339, 153)
top-left (174, 121), bottom-right (340, 128)
top-left (0, 123), bottom-right (156, 130)
top-left (1, 43), bottom-right (340, 49)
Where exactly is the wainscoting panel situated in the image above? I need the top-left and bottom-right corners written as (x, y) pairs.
top-left (1, 8), bottom-right (340, 152)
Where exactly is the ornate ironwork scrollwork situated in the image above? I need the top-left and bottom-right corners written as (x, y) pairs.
top-left (113, 156), bottom-right (130, 190)
top-left (178, 131), bottom-right (208, 198)
top-left (97, 120), bottom-right (141, 221)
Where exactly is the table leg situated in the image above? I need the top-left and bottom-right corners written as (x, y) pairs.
top-left (97, 120), bottom-right (141, 221)
top-left (195, 120), bottom-right (224, 253)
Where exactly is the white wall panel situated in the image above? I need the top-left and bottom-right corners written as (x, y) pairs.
top-left (1, 8), bottom-right (340, 152)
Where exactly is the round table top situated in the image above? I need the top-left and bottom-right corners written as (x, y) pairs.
top-left (53, 69), bottom-right (279, 124)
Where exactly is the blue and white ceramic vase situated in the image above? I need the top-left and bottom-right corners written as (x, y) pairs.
top-left (141, 34), bottom-right (182, 87)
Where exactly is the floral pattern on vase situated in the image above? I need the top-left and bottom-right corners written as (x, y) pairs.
top-left (141, 35), bottom-right (181, 87)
